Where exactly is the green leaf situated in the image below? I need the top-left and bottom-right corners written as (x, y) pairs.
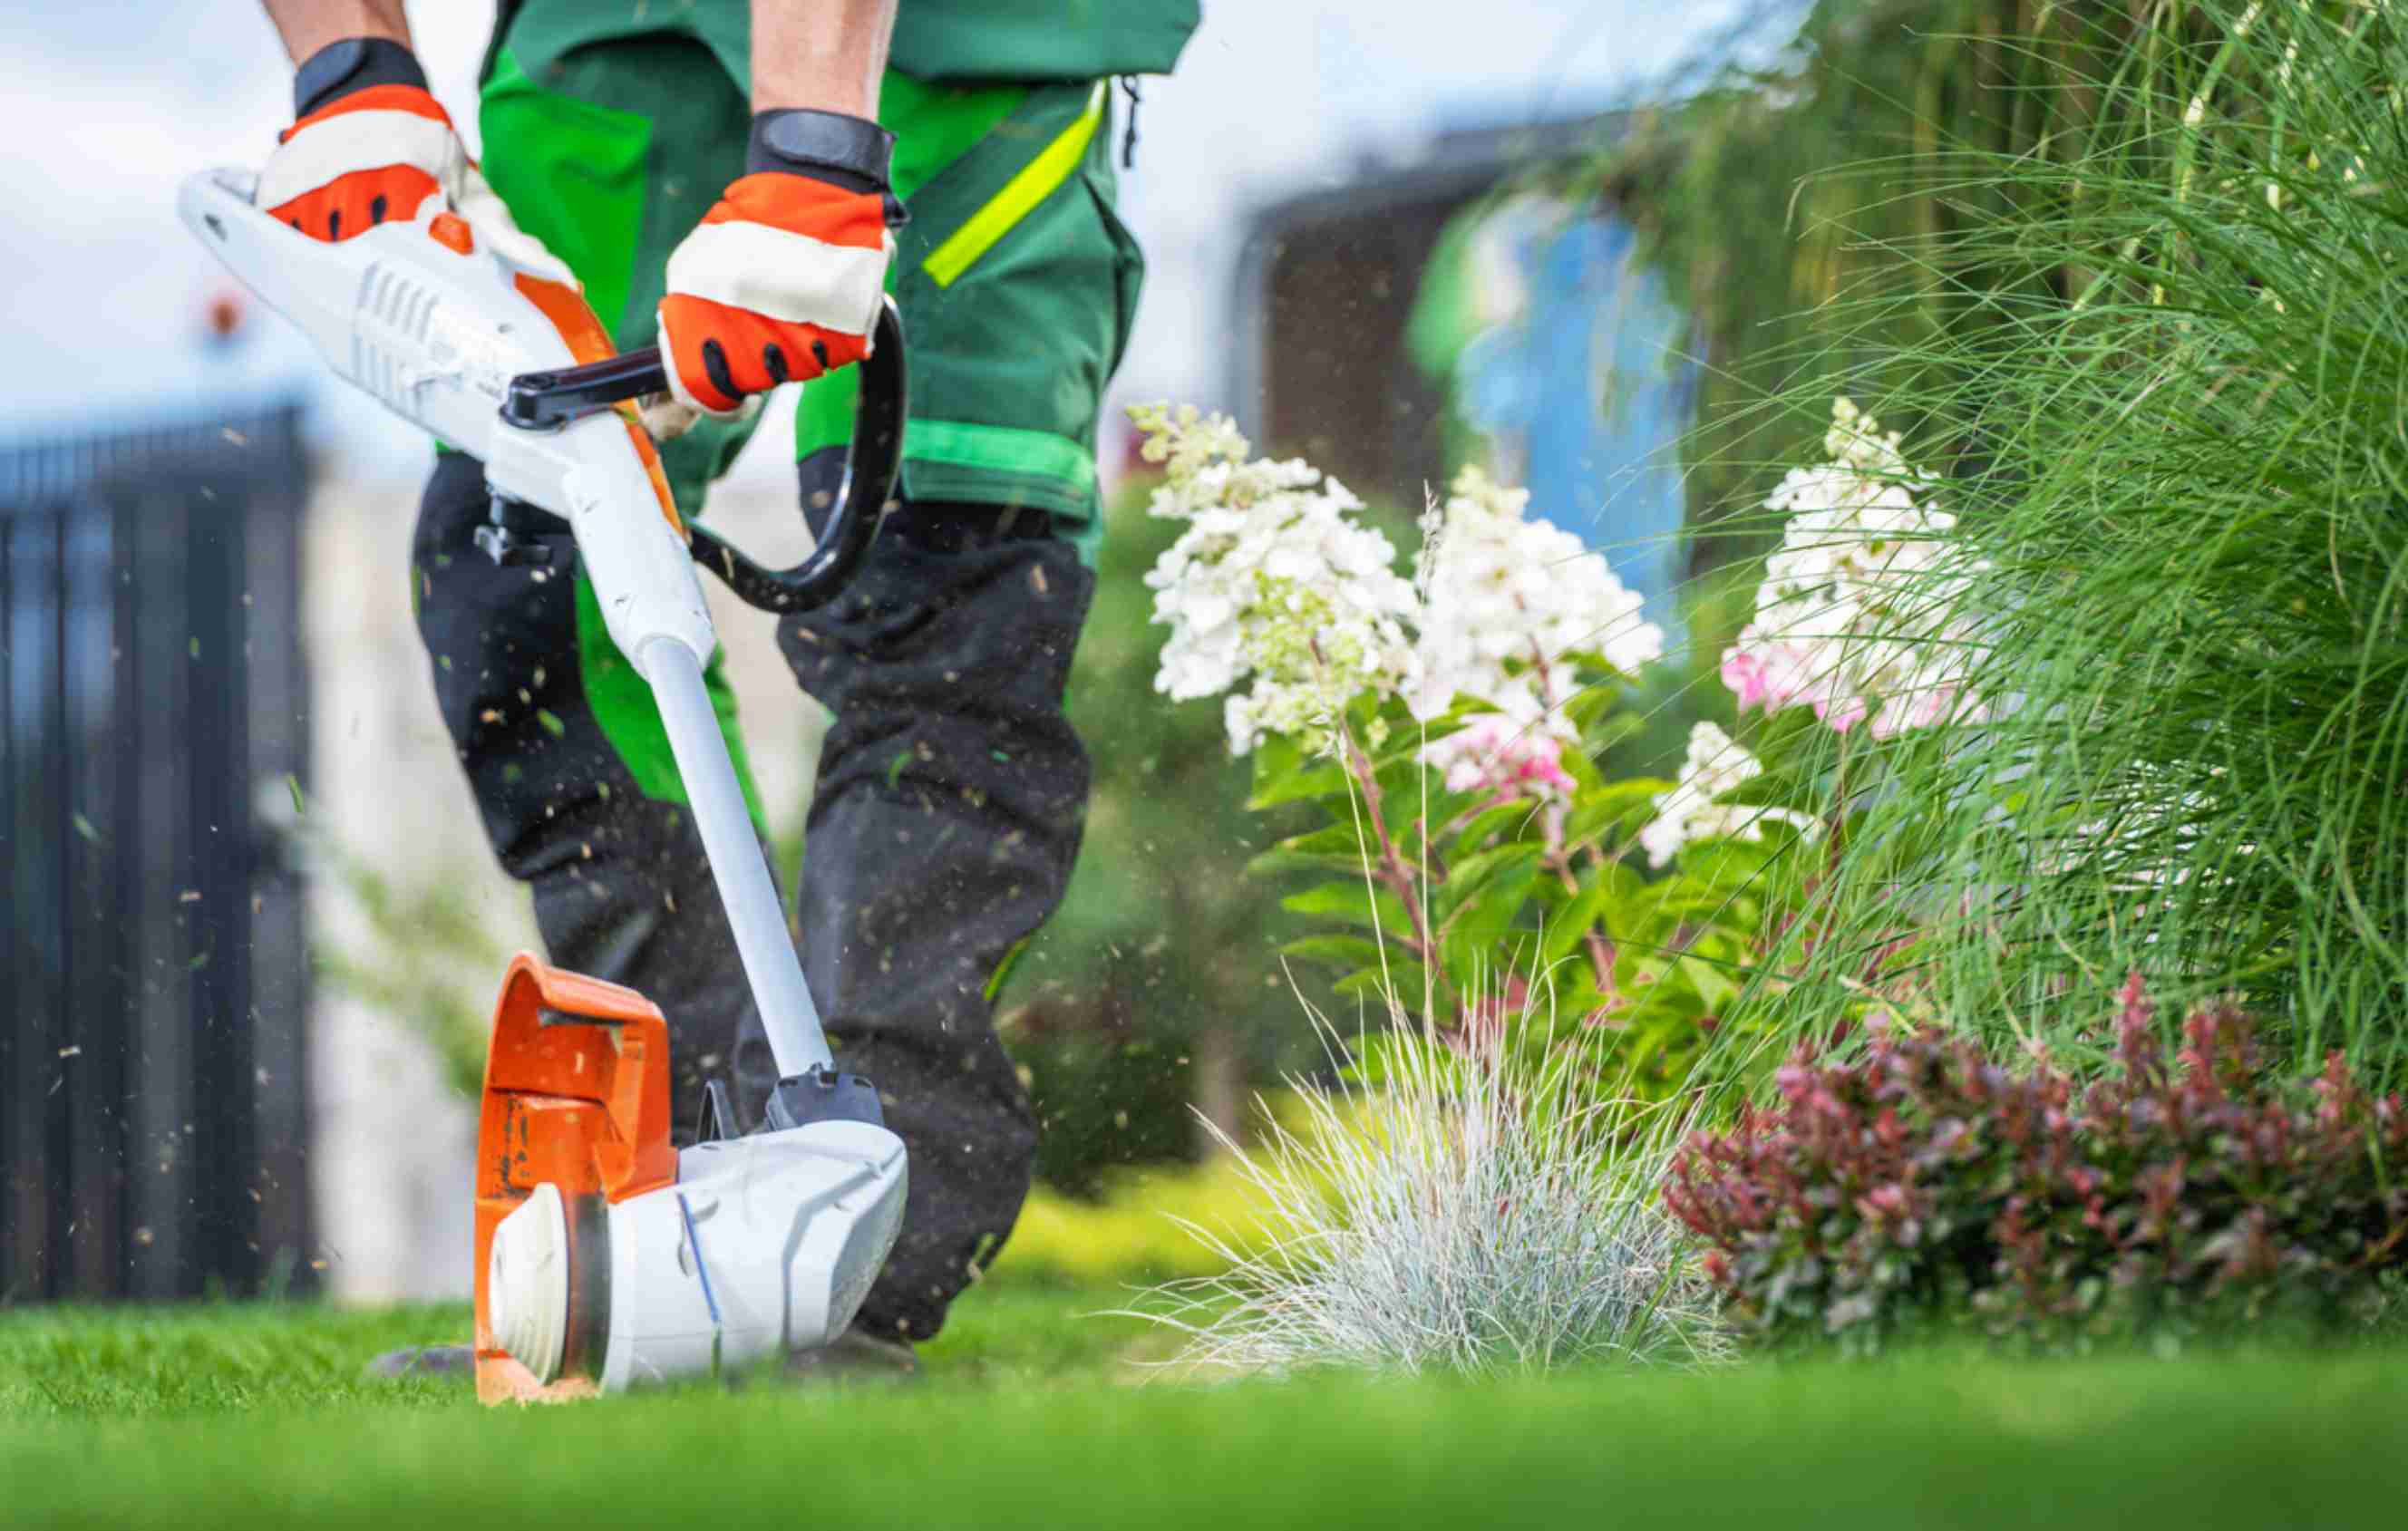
top-left (1442, 841), bottom-right (1543, 902)
top-left (1675, 836), bottom-right (1780, 894)
top-left (1281, 880), bottom-right (1416, 935)
top-left (1278, 934), bottom-right (1386, 968)
top-left (1451, 800), bottom-right (1547, 855)
top-left (1248, 757), bottom-right (1349, 811)
top-left (1247, 820), bottom-right (1372, 878)
top-left (1393, 787), bottom-right (1489, 864)
top-left (1565, 779), bottom-right (1673, 847)
top-left (1379, 699), bottom-right (1501, 769)
top-left (1722, 766), bottom-right (1818, 813)
top-left (1558, 680), bottom-right (1626, 730)
top-left (1679, 954), bottom-right (1742, 1012)
top-left (1541, 859), bottom-right (1643, 964)
top-left (1249, 732), bottom-right (1302, 789)
top-left (1534, 974), bottom-right (1616, 1031)
top-left (1335, 962), bottom-right (1432, 1004)
top-left (1646, 894), bottom-right (1760, 938)
top-left (1437, 861), bottom-right (1543, 995)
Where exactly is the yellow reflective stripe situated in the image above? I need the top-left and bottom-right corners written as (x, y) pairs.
top-left (923, 82), bottom-right (1107, 289)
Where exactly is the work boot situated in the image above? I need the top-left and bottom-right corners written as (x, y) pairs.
top-left (363, 1342), bottom-right (474, 1381)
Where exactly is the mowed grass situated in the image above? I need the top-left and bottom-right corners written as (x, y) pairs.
top-left (5, 1284), bottom-right (2408, 1530)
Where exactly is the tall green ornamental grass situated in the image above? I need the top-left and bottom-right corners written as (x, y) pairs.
top-left (1723, 1), bottom-right (2408, 1083)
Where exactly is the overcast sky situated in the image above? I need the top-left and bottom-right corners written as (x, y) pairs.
top-left (0, 1), bottom-right (1786, 492)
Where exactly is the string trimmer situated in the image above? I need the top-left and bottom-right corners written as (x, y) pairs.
top-left (180, 168), bottom-right (908, 1402)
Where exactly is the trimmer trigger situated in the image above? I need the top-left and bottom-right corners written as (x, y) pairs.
top-left (697, 1079), bottom-right (738, 1143)
top-left (475, 492), bottom-right (556, 567)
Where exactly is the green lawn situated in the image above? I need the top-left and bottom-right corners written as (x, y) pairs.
top-left (5, 1283), bottom-right (2407, 1529)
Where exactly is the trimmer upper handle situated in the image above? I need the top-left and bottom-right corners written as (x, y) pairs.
top-left (502, 298), bottom-right (907, 615)
top-left (500, 349), bottom-right (670, 431)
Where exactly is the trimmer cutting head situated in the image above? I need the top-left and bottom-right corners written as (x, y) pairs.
top-left (472, 955), bottom-right (906, 1403)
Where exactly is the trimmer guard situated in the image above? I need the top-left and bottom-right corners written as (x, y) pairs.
top-left (472, 954), bottom-right (676, 1404)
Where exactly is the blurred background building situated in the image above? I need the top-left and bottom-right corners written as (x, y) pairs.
top-left (0, 0), bottom-right (1790, 1302)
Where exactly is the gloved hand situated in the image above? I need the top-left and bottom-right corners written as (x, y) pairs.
top-left (656, 109), bottom-right (898, 418)
top-left (256, 37), bottom-right (572, 283)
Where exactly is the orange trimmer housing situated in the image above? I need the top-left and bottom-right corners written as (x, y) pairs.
top-left (471, 953), bottom-right (677, 1404)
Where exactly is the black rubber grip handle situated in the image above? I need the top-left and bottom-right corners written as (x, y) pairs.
top-left (500, 299), bottom-right (905, 615)
top-left (689, 300), bottom-right (906, 614)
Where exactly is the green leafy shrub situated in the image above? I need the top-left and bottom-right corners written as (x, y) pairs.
top-left (1131, 404), bottom-right (1826, 1095)
top-left (1666, 979), bottom-right (2408, 1352)
top-left (1248, 718), bottom-right (1818, 1095)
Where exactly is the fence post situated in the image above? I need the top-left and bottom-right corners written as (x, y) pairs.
top-left (0, 406), bottom-right (313, 1303)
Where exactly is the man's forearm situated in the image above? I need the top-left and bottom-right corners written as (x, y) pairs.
top-left (752, 0), bottom-right (897, 118)
top-left (260, 1), bottom-right (412, 65)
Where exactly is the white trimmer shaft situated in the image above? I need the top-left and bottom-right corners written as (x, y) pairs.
top-left (177, 166), bottom-right (835, 1081)
top-left (639, 636), bottom-right (831, 1079)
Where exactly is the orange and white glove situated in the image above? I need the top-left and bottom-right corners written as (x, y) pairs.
top-left (656, 109), bottom-right (899, 417)
top-left (257, 37), bottom-right (572, 283)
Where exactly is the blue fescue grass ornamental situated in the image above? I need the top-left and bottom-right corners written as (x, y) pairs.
top-left (1133, 1003), bottom-right (1725, 1378)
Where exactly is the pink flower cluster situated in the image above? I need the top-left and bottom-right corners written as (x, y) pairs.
top-left (1422, 713), bottom-right (1577, 807)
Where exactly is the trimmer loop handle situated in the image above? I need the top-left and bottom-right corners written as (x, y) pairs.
top-left (501, 298), bottom-right (906, 615)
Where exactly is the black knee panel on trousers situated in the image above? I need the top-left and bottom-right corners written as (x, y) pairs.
top-left (778, 450), bottom-right (1098, 1339)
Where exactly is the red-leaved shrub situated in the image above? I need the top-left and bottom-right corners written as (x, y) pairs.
top-left (1665, 979), bottom-right (2408, 1351)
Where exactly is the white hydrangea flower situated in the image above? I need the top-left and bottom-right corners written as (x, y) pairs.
top-left (1409, 467), bottom-right (1663, 728)
top-left (1640, 722), bottom-right (1821, 870)
top-left (1132, 409), bottom-right (1665, 761)
top-left (1134, 404), bottom-right (1417, 754)
top-left (1721, 399), bottom-right (1987, 737)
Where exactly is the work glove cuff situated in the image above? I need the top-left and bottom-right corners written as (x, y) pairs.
top-left (746, 110), bottom-right (908, 226)
top-left (293, 36), bottom-right (430, 118)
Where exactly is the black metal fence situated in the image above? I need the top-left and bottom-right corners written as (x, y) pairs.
top-left (2, 405), bottom-right (311, 1302)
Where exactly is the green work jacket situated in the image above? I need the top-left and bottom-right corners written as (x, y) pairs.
top-left (489, 0), bottom-right (1200, 90)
